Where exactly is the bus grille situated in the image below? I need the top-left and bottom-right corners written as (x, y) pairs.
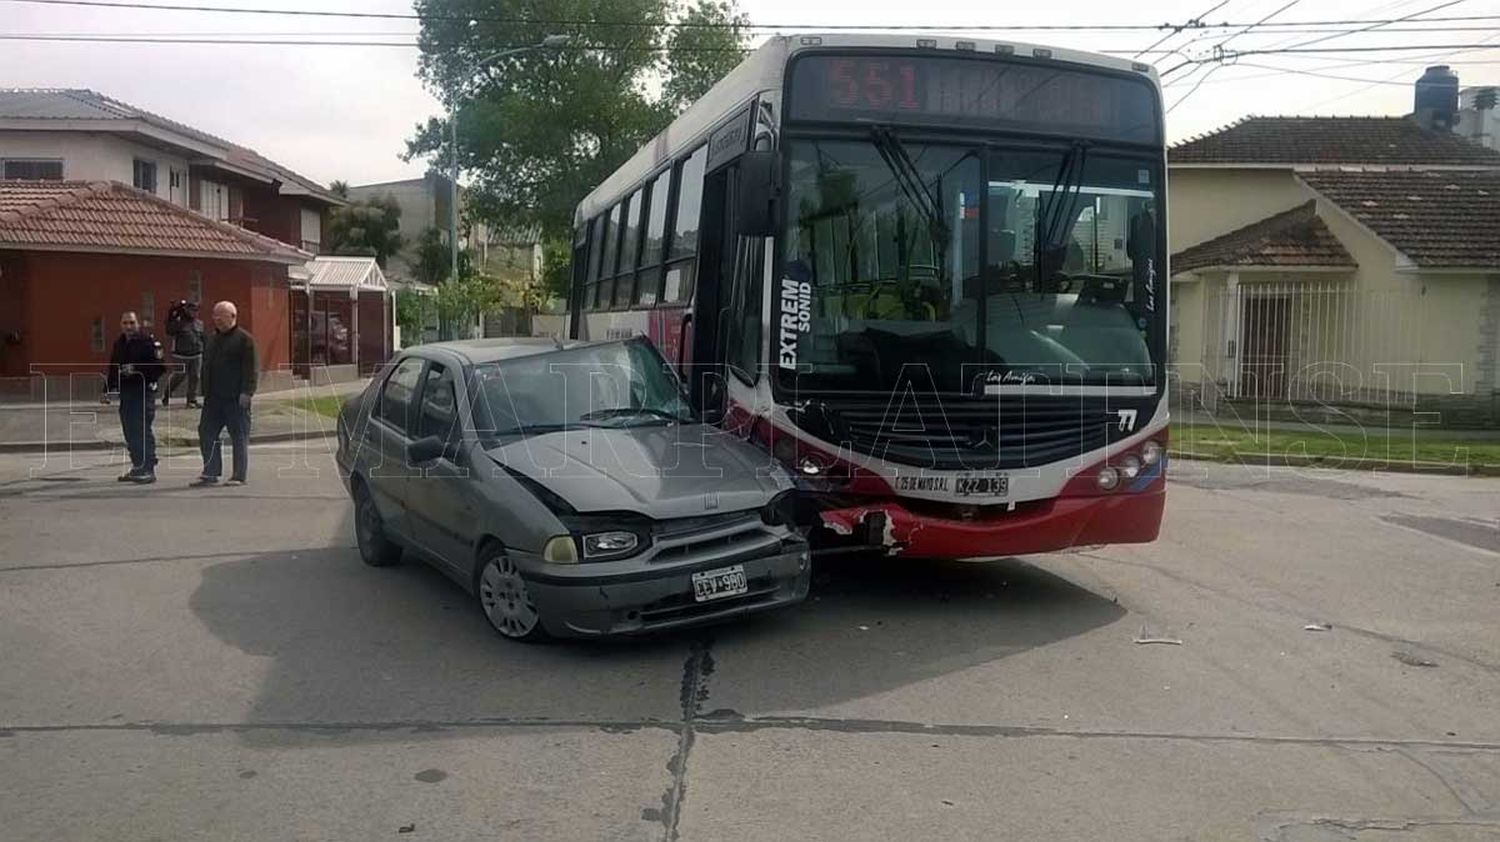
top-left (800, 399), bottom-right (1113, 470)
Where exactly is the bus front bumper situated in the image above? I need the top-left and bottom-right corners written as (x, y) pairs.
top-left (813, 483), bottom-right (1166, 560)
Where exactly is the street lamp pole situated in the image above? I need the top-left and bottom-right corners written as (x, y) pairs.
top-left (448, 34), bottom-right (570, 289)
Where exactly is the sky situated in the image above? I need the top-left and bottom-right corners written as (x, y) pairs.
top-left (3, 0), bottom-right (1498, 187)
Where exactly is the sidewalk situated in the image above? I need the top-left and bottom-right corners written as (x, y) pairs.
top-left (0, 378), bottom-right (370, 454)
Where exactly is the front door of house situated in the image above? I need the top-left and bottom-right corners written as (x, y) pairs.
top-left (1239, 295), bottom-right (1290, 400)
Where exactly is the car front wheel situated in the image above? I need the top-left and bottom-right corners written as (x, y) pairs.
top-left (477, 549), bottom-right (549, 642)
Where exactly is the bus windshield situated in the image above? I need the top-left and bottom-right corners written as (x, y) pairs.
top-left (778, 137), bottom-right (1162, 395)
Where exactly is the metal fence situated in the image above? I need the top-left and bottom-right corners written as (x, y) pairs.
top-left (1197, 280), bottom-right (1429, 406)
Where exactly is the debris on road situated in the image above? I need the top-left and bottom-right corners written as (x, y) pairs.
top-left (857, 625), bottom-right (870, 631)
top-left (1303, 622), bottom-right (1333, 632)
top-left (1392, 651), bottom-right (1439, 668)
top-left (398, 824), bottom-right (415, 834)
top-left (1134, 624), bottom-right (1183, 646)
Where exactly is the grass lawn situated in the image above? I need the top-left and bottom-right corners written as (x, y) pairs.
top-left (292, 395), bottom-right (346, 420)
top-left (1173, 422), bottom-right (1500, 468)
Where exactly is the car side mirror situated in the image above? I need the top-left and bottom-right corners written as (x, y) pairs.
top-left (736, 150), bottom-right (778, 237)
top-left (407, 435), bottom-right (446, 465)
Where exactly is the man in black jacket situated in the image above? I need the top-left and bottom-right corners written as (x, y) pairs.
top-left (192, 301), bottom-right (258, 487)
top-left (162, 300), bottom-right (204, 408)
top-left (102, 311), bottom-right (166, 483)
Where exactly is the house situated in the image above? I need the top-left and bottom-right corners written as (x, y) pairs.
top-left (1168, 71), bottom-right (1500, 427)
top-left (344, 172), bottom-right (457, 285)
top-left (1458, 85), bottom-right (1499, 153)
top-left (346, 172), bottom-right (542, 287)
top-left (0, 89), bottom-right (344, 253)
top-left (290, 256), bottom-right (394, 378)
top-left (0, 180), bottom-right (310, 399)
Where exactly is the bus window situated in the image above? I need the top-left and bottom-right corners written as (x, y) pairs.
top-left (636, 169), bottom-right (671, 305)
top-left (662, 146), bottom-right (707, 304)
top-left (615, 189), bottom-right (643, 307)
top-left (599, 203), bottom-right (621, 289)
top-left (584, 215), bottom-right (607, 310)
top-left (668, 146), bottom-right (708, 262)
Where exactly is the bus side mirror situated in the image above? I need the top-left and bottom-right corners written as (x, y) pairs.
top-left (736, 150), bottom-right (778, 237)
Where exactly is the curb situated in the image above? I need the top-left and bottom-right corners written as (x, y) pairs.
top-left (0, 428), bottom-right (335, 455)
top-left (1169, 449), bottom-right (1499, 477)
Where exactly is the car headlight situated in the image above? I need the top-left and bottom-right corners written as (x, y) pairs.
top-left (542, 535), bottom-right (579, 564)
top-left (582, 531), bottom-right (639, 560)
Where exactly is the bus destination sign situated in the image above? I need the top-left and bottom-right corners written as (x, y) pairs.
top-left (788, 54), bottom-right (1159, 143)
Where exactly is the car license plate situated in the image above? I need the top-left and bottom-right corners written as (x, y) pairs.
top-left (955, 475), bottom-right (1009, 497)
top-left (692, 564), bottom-right (748, 603)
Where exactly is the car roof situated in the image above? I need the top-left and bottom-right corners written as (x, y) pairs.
top-left (403, 337), bottom-right (624, 366)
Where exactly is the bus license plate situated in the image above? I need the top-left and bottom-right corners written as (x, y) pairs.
top-left (692, 564), bottom-right (748, 602)
top-left (956, 476), bottom-right (1009, 497)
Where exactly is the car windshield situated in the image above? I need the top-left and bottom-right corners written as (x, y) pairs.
top-left (471, 340), bottom-right (694, 436)
top-left (779, 138), bottom-right (1162, 395)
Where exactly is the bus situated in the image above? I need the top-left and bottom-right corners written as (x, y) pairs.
top-left (567, 33), bottom-right (1168, 560)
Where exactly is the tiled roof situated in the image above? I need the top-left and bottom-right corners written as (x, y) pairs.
top-left (1298, 170), bottom-right (1500, 269)
top-left (0, 89), bottom-right (343, 205)
top-left (1172, 201), bottom-right (1356, 273)
top-left (0, 180), bottom-right (310, 263)
top-left (1170, 116), bottom-right (1500, 166)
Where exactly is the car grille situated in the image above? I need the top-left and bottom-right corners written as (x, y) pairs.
top-left (793, 398), bottom-right (1113, 470)
top-left (650, 512), bottom-right (783, 565)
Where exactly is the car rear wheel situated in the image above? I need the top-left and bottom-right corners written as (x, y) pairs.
top-left (477, 549), bottom-right (548, 642)
top-left (353, 481), bottom-right (402, 567)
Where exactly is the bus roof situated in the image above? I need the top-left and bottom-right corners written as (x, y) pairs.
top-left (574, 33), bottom-right (1158, 225)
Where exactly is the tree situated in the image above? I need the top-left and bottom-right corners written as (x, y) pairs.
top-left (407, 0), bottom-right (749, 242)
top-left (412, 227), bottom-right (454, 286)
top-left (329, 180), bottom-right (350, 199)
top-left (325, 195), bottom-right (404, 267)
top-left (661, 1), bottom-right (751, 111)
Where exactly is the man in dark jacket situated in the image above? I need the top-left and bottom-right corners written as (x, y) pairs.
top-left (192, 300), bottom-right (257, 487)
top-left (102, 311), bottom-right (166, 483)
top-left (162, 300), bottom-right (205, 408)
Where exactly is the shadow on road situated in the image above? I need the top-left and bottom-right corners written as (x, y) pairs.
top-left (704, 552), bottom-right (1128, 713)
top-left (188, 512), bottom-right (1124, 744)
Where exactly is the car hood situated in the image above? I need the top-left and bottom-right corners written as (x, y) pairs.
top-left (486, 424), bottom-right (794, 519)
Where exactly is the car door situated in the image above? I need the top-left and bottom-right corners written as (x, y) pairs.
top-left (404, 359), bottom-right (477, 577)
top-left (361, 355), bottom-right (426, 542)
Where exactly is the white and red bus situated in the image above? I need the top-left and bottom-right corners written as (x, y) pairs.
top-left (568, 33), bottom-right (1168, 559)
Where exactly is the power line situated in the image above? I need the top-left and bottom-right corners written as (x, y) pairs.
top-left (3, 0), bottom-right (1499, 31)
top-left (1132, 0), bottom-right (1232, 59)
top-left (0, 33), bottom-right (750, 49)
top-left (1271, 0), bottom-right (1464, 52)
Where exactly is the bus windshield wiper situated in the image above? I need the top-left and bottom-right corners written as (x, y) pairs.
top-left (1035, 140), bottom-right (1090, 272)
top-left (869, 126), bottom-right (950, 244)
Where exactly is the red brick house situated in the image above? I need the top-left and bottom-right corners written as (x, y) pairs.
top-left (0, 180), bottom-right (310, 398)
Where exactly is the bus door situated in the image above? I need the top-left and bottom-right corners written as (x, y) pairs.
top-left (686, 163), bottom-right (737, 416)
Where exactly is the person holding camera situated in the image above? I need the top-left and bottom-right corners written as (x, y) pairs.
top-left (162, 299), bottom-right (204, 408)
top-left (102, 311), bottom-right (166, 484)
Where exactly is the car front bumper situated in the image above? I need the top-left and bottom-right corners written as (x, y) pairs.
top-left (516, 542), bottom-right (812, 638)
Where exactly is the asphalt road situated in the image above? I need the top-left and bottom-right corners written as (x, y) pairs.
top-left (1, 443), bottom-right (1498, 841)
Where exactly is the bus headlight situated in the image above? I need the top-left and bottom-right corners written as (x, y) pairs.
top-left (1096, 466), bottom-right (1121, 491)
top-left (1141, 440), bottom-right (1164, 467)
top-left (1118, 455), bottom-right (1143, 480)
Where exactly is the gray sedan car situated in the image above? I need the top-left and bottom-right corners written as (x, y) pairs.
top-left (334, 337), bottom-right (811, 642)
